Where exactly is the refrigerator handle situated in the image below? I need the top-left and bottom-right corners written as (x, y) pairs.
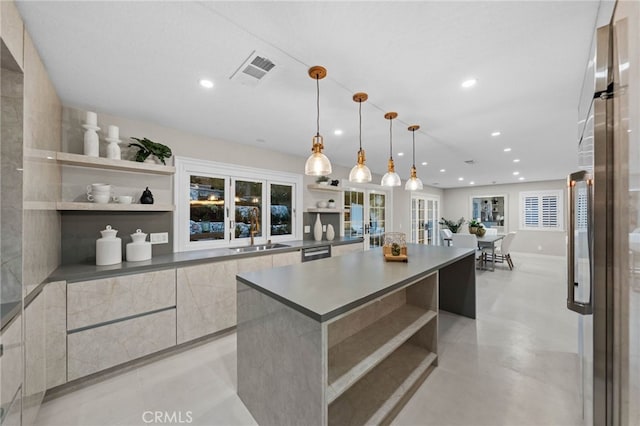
top-left (567, 170), bottom-right (594, 315)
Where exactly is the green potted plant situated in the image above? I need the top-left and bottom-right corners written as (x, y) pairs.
top-left (315, 176), bottom-right (330, 185)
top-left (468, 219), bottom-right (482, 234)
top-left (128, 137), bottom-right (173, 165)
top-left (439, 217), bottom-right (465, 233)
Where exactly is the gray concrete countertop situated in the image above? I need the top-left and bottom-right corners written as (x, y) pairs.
top-left (237, 244), bottom-right (475, 322)
top-left (48, 237), bottom-right (362, 283)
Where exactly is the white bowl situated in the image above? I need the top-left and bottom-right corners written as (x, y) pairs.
top-left (317, 201), bottom-right (328, 208)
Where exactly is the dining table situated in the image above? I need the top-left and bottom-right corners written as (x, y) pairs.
top-left (476, 234), bottom-right (505, 271)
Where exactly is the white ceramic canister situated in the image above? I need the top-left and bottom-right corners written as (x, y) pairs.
top-left (126, 229), bottom-right (152, 262)
top-left (96, 225), bottom-right (122, 266)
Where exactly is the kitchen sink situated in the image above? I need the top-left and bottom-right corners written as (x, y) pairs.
top-left (229, 243), bottom-right (290, 253)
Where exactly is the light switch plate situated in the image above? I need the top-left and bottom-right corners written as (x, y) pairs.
top-left (322, 225), bottom-right (327, 232)
top-left (304, 226), bottom-right (310, 233)
top-left (150, 232), bottom-right (169, 244)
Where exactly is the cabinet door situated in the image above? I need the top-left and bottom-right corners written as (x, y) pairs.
top-left (272, 251), bottom-right (301, 267)
top-left (67, 309), bottom-right (176, 381)
top-left (0, 314), bottom-right (22, 423)
top-left (331, 243), bottom-right (363, 257)
top-left (176, 260), bottom-right (238, 344)
top-left (24, 291), bottom-right (46, 426)
top-left (67, 269), bottom-right (176, 330)
top-left (45, 281), bottom-right (66, 389)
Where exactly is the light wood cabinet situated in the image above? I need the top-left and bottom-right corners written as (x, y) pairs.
top-left (23, 291), bottom-right (46, 426)
top-left (272, 250), bottom-right (301, 267)
top-left (331, 242), bottom-right (363, 257)
top-left (176, 260), bottom-right (238, 344)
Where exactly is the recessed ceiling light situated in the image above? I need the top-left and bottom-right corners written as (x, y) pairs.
top-left (513, 158), bottom-right (520, 163)
top-left (513, 171), bottom-right (520, 175)
top-left (504, 148), bottom-right (512, 152)
top-left (398, 152), bottom-right (404, 156)
top-left (440, 169), bottom-right (446, 173)
top-left (421, 161), bottom-right (428, 166)
top-left (491, 131), bottom-right (501, 137)
top-left (199, 79), bottom-right (214, 89)
top-left (458, 177), bottom-right (464, 181)
top-left (519, 177), bottom-right (525, 181)
top-left (461, 78), bottom-right (477, 88)
top-left (469, 181), bottom-right (475, 185)
top-left (334, 129), bottom-right (343, 135)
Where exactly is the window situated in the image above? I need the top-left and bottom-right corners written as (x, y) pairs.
top-left (519, 190), bottom-right (564, 230)
top-left (175, 157), bottom-right (302, 252)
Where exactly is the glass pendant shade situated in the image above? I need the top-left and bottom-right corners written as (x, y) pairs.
top-left (305, 135), bottom-right (332, 176)
top-left (305, 66), bottom-right (332, 176)
top-left (381, 170), bottom-right (402, 186)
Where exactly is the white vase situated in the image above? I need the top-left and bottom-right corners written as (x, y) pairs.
top-left (83, 124), bottom-right (100, 157)
top-left (106, 138), bottom-right (121, 160)
top-left (326, 224), bottom-right (335, 241)
top-left (313, 214), bottom-right (323, 241)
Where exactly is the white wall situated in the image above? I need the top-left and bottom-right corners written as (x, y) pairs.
top-left (442, 179), bottom-right (567, 256)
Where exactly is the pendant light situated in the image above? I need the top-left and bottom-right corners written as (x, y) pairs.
top-left (348, 92), bottom-right (372, 182)
top-left (405, 125), bottom-right (424, 191)
top-left (304, 66), bottom-right (332, 176)
top-left (381, 112), bottom-right (401, 187)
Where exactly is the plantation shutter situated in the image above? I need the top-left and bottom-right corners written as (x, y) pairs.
top-left (519, 190), bottom-right (563, 230)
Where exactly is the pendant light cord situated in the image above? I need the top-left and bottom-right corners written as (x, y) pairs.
top-left (359, 100), bottom-right (363, 150)
top-left (316, 76), bottom-right (320, 136)
top-left (412, 130), bottom-right (416, 168)
top-left (389, 118), bottom-right (393, 160)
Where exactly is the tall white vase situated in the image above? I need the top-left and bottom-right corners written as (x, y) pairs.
top-left (313, 214), bottom-right (323, 241)
top-left (326, 224), bottom-right (335, 241)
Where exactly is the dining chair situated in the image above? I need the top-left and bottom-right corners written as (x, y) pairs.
top-left (440, 229), bottom-right (453, 246)
top-left (486, 232), bottom-right (516, 270)
top-left (450, 233), bottom-right (478, 249)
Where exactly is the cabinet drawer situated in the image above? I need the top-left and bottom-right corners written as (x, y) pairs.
top-left (67, 269), bottom-right (176, 330)
top-left (67, 309), bottom-right (176, 381)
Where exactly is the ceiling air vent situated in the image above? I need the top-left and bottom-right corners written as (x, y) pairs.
top-left (230, 50), bottom-right (276, 87)
top-left (464, 160), bottom-right (475, 165)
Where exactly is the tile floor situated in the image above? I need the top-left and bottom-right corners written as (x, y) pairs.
top-left (35, 252), bottom-right (581, 426)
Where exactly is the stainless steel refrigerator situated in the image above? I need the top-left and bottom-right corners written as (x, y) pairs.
top-left (568, 2), bottom-right (639, 425)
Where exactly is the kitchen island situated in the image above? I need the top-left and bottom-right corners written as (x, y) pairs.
top-left (236, 244), bottom-right (476, 426)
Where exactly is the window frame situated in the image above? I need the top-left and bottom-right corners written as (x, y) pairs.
top-left (518, 189), bottom-right (564, 231)
top-left (174, 157), bottom-right (302, 252)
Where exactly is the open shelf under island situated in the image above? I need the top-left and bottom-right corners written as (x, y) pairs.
top-left (236, 244), bottom-right (476, 425)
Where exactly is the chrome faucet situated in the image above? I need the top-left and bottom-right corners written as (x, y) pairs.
top-left (249, 207), bottom-right (260, 246)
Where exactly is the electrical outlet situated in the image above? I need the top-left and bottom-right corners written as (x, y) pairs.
top-left (304, 225), bottom-right (311, 233)
top-left (322, 225), bottom-right (327, 232)
top-left (150, 232), bottom-right (169, 244)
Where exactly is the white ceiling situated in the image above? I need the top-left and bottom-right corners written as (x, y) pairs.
top-left (17, 1), bottom-right (602, 188)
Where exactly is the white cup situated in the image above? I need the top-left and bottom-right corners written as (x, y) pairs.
top-left (114, 195), bottom-right (133, 204)
top-left (87, 183), bottom-right (111, 194)
top-left (88, 193), bottom-right (111, 204)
